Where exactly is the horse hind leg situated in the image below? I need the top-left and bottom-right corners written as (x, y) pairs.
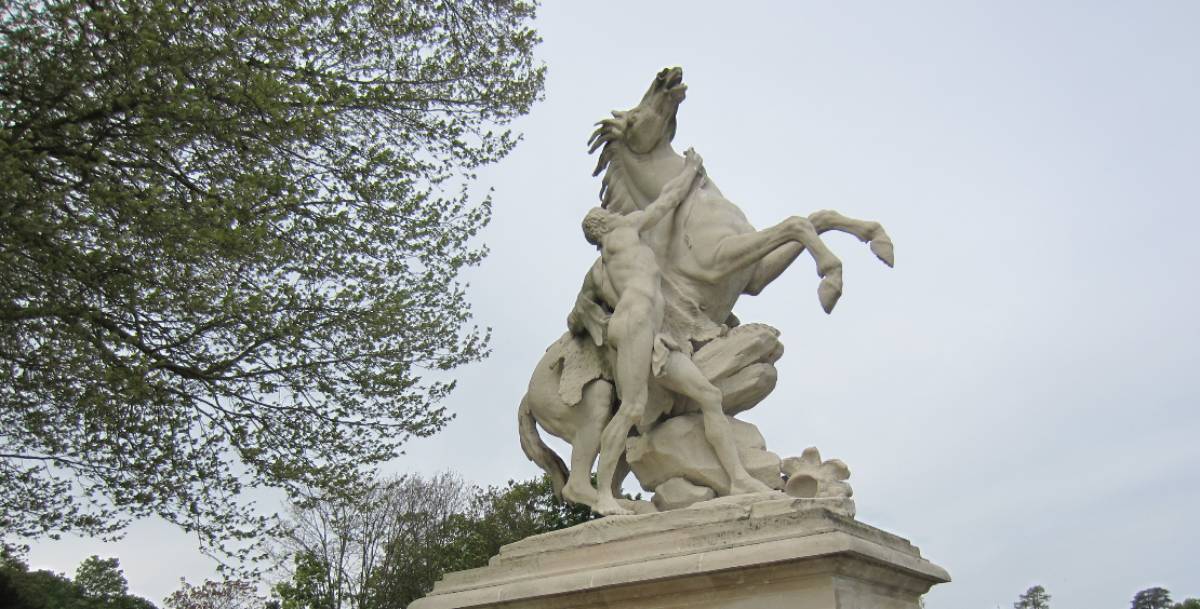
top-left (808, 209), bottom-right (894, 268)
top-left (518, 394), bottom-right (569, 497)
top-left (561, 380), bottom-right (615, 508)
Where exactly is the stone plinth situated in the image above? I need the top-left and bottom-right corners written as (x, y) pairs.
top-left (409, 492), bottom-right (949, 609)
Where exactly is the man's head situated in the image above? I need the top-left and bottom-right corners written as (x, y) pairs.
top-left (582, 207), bottom-right (615, 247)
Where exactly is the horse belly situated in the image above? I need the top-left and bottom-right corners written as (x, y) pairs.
top-left (665, 235), bottom-right (754, 321)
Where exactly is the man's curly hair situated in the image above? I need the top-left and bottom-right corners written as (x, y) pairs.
top-left (581, 207), bottom-right (615, 247)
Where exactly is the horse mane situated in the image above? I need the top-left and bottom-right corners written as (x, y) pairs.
top-left (587, 110), bottom-right (676, 216)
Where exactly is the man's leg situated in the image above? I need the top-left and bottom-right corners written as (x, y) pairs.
top-left (561, 380), bottom-right (614, 508)
top-left (593, 313), bottom-right (655, 515)
top-left (656, 352), bottom-right (773, 495)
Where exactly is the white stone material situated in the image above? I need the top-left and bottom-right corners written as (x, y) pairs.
top-left (626, 413), bottom-right (783, 496)
top-left (783, 446), bottom-right (854, 501)
top-left (409, 493), bottom-right (948, 609)
top-left (515, 67), bottom-right (898, 513)
top-left (650, 477), bottom-right (715, 511)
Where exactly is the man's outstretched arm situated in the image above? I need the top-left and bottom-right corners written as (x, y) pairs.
top-left (631, 147), bottom-right (705, 234)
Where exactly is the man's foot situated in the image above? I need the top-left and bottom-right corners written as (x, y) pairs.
top-left (593, 494), bottom-right (635, 516)
top-left (730, 476), bottom-right (775, 495)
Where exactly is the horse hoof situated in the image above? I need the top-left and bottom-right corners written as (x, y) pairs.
top-left (818, 274), bottom-right (843, 314)
top-left (563, 485), bottom-right (598, 507)
top-left (870, 237), bottom-right (894, 268)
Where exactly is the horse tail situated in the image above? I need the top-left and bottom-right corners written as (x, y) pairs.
top-left (518, 393), bottom-right (569, 498)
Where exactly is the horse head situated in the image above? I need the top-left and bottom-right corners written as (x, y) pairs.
top-left (589, 67), bottom-right (688, 214)
top-left (590, 66), bottom-right (686, 159)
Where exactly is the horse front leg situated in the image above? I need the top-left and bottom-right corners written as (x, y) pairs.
top-left (703, 217), bottom-right (844, 313)
top-left (742, 210), bottom-right (894, 301)
top-left (809, 210), bottom-right (894, 267)
top-left (743, 242), bottom-right (805, 297)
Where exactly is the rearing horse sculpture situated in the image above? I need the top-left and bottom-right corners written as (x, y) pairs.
top-left (517, 66), bottom-right (894, 514)
top-left (588, 66), bottom-right (893, 319)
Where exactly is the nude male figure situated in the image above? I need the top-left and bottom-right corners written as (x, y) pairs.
top-left (581, 148), bottom-right (772, 516)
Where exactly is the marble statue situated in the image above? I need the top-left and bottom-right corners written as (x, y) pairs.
top-left (517, 66), bottom-right (894, 516)
top-left (412, 67), bottom-right (949, 609)
top-left (582, 148), bottom-right (773, 516)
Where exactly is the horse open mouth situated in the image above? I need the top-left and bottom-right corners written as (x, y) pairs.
top-left (665, 73), bottom-right (687, 98)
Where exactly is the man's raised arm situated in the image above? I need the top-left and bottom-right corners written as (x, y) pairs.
top-left (631, 147), bottom-right (705, 234)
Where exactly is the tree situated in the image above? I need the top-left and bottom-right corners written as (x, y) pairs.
top-left (0, 0), bottom-right (545, 557)
top-left (368, 475), bottom-right (596, 606)
top-left (75, 556), bottom-right (129, 601)
top-left (1133, 588), bottom-right (1174, 609)
top-left (164, 579), bottom-right (265, 609)
top-left (274, 474), bottom-right (595, 609)
top-left (1174, 599), bottom-right (1200, 609)
top-left (0, 550), bottom-right (157, 609)
top-left (1014, 585), bottom-right (1051, 609)
top-left (431, 476), bottom-right (596, 572)
top-left (273, 552), bottom-right (336, 609)
top-left (274, 472), bottom-right (473, 609)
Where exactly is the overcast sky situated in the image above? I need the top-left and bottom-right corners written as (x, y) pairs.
top-left (25, 2), bottom-right (1200, 608)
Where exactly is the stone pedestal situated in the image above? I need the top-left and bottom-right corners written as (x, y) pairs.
top-left (409, 493), bottom-right (949, 609)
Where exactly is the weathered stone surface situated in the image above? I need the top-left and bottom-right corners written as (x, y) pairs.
top-left (782, 446), bottom-right (854, 509)
top-left (616, 498), bottom-right (659, 515)
top-left (664, 325), bottom-right (783, 416)
top-left (692, 323), bottom-right (784, 382)
top-left (752, 494), bottom-right (857, 520)
top-left (651, 477), bottom-right (716, 511)
top-left (713, 362), bottom-right (777, 416)
top-left (626, 413), bottom-right (784, 496)
top-left (409, 495), bottom-right (948, 609)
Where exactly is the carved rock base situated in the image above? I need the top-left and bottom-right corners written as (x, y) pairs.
top-left (626, 414), bottom-right (784, 497)
top-left (650, 477), bottom-right (715, 511)
top-left (409, 493), bottom-right (950, 609)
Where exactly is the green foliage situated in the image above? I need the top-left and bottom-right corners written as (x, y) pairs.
top-left (372, 476), bottom-right (596, 606)
top-left (273, 472), bottom-right (472, 609)
top-left (1174, 598), bottom-right (1200, 609)
top-left (273, 553), bottom-right (335, 609)
top-left (0, 552), bottom-right (156, 609)
top-left (275, 474), bottom-right (594, 609)
top-left (1133, 587), bottom-right (1175, 609)
top-left (0, 0), bottom-right (544, 557)
top-left (163, 579), bottom-right (265, 609)
top-left (74, 556), bottom-right (129, 600)
top-left (1014, 585), bottom-right (1051, 609)
top-left (436, 476), bottom-right (596, 571)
